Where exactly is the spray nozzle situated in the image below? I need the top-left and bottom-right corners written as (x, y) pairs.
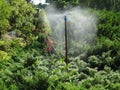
top-left (64, 16), bottom-right (67, 21)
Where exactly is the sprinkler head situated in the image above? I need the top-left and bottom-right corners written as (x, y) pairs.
top-left (64, 16), bottom-right (67, 21)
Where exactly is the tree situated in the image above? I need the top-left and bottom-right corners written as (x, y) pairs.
top-left (48, 0), bottom-right (120, 10)
top-left (9, 0), bottom-right (36, 42)
top-left (0, 0), bottom-right (12, 38)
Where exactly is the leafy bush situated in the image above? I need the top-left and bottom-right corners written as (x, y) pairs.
top-left (0, 0), bottom-right (120, 89)
top-left (0, 51), bottom-right (11, 61)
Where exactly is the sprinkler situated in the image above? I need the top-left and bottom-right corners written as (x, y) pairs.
top-left (64, 16), bottom-right (68, 65)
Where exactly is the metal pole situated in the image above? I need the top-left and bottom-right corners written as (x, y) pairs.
top-left (64, 16), bottom-right (68, 65)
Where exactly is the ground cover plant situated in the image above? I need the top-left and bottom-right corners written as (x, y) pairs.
top-left (0, 0), bottom-right (120, 90)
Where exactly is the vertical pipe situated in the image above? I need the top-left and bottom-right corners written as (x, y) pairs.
top-left (64, 16), bottom-right (68, 65)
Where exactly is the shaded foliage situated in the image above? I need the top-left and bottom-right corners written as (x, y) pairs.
top-left (48, 0), bottom-right (120, 10)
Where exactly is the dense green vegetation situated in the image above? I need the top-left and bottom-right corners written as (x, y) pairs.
top-left (0, 0), bottom-right (120, 90)
top-left (48, 0), bottom-right (120, 10)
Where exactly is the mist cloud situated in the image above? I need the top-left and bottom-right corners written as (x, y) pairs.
top-left (45, 6), bottom-right (98, 55)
